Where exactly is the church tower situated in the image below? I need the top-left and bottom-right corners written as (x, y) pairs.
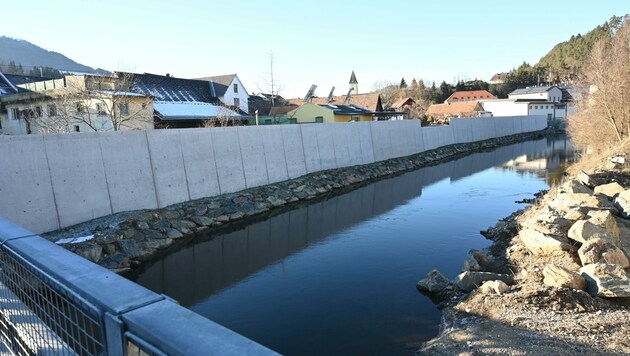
top-left (349, 70), bottom-right (358, 94)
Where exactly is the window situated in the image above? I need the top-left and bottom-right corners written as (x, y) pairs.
top-left (118, 102), bottom-right (129, 116)
top-left (48, 104), bottom-right (57, 117)
top-left (74, 125), bottom-right (80, 132)
top-left (315, 116), bottom-right (324, 123)
top-left (76, 102), bottom-right (85, 113)
top-left (233, 98), bottom-right (240, 107)
top-left (233, 83), bottom-right (238, 93)
top-left (11, 108), bottom-right (20, 120)
top-left (35, 106), bottom-right (43, 117)
top-left (96, 103), bottom-right (106, 115)
top-left (534, 105), bottom-right (538, 109)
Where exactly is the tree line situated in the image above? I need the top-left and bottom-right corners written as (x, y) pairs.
top-left (0, 59), bottom-right (62, 78)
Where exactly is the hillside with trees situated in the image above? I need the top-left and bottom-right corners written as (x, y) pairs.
top-left (0, 36), bottom-right (109, 76)
top-left (536, 16), bottom-right (624, 84)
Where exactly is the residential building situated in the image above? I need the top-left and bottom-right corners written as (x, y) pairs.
top-left (287, 103), bottom-right (374, 124)
top-left (489, 72), bottom-right (508, 85)
top-left (425, 101), bottom-right (487, 120)
top-left (122, 72), bottom-right (246, 128)
top-left (0, 72), bottom-right (49, 132)
top-left (0, 75), bottom-right (153, 134)
top-left (445, 90), bottom-right (496, 103)
top-left (508, 85), bottom-right (563, 102)
top-left (480, 99), bottom-right (563, 119)
top-left (195, 74), bottom-right (250, 113)
top-left (479, 85), bottom-right (571, 120)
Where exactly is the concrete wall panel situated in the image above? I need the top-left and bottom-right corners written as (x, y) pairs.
top-left (370, 121), bottom-right (393, 161)
top-left (451, 118), bottom-right (474, 143)
top-left (238, 126), bottom-right (269, 188)
top-left (300, 124), bottom-right (322, 174)
top-left (513, 115), bottom-right (524, 134)
top-left (332, 124), bottom-right (354, 168)
top-left (211, 127), bottom-right (246, 194)
top-left (355, 122), bottom-right (375, 164)
top-left (281, 125), bottom-right (306, 179)
top-left (146, 130), bottom-right (190, 208)
top-left (179, 129), bottom-right (221, 200)
top-left (0, 136), bottom-right (58, 233)
top-left (315, 124), bottom-right (337, 170)
top-left (261, 126), bottom-right (289, 184)
top-left (44, 133), bottom-right (112, 228)
top-left (99, 131), bottom-right (157, 213)
top-left (411, 123), bottom-right (425, 154)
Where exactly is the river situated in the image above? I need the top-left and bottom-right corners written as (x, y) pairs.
top-left (131, 134), bottom-right (573, 355)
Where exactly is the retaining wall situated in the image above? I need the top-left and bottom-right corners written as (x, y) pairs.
top-left (0, 115), bottom-right (546, 233)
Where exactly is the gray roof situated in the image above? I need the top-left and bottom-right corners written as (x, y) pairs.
top-left (320, 104), bottom-right (372, 115)
top-left (120, 72), bottom-right (218, 103)
top-left (510, 85), bottom-right (558, 95)
top-left (196, 74), bottom-right (236, 97)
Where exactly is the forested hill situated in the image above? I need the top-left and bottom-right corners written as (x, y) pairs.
top-left (0, 36), bottom-right (108, 75)
top-left (535, 16), bottom-right (625, 81)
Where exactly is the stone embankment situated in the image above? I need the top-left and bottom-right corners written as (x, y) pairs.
top-left (418, 155), bottom-right (630, 355)
top-left (45, 130), bottom-right (545, 273)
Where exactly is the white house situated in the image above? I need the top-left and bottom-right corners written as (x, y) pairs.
top-left (508, 85), bottom-right (563, 103)
top-left (196, 74), bottom-right (249, 113)
top-left (480, 99), bottom-right (566, 120)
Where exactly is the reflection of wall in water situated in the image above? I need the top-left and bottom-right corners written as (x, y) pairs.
top-left (134, 138), bottom-right (564, 306)
top-left (500, 135), bottom-right (573, 175)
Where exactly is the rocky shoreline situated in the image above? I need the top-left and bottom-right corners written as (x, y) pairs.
top-left (44, 130), bottom-right (546, 274)
top-left (418, 156), bottom-right (630, 355)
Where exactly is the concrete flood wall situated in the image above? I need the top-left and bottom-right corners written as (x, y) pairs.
top-left (0, 115), bottom-right (546, 233)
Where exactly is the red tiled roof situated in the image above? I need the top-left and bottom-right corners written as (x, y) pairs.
top-left (391, 97), bottom-right (415, 109)
top-left (426, 101), bottom-right (483, 115)
top-left (288, 93), bottom-right (382, 111)
top-left (446, 90), bottom-right (496, 103)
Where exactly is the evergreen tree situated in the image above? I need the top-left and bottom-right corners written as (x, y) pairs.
top-left (400, 77), bottom-right (407, 88)
top-left (411, 78), bottom-right (418, 87)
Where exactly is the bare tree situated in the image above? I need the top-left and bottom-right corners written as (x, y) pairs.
top-left (202, 105), bottom-right (243, 127)
top-left (568, 18), bottom-right (630, 152)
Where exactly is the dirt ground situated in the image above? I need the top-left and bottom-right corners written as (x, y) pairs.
top-left (419, 168), bottom-right (630, 355)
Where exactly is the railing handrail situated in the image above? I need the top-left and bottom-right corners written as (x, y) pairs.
top-left (0, 217), bottom-right (278, 355)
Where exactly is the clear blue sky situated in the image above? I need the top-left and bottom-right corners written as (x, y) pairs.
top-left (3, 1), bottom-right (628, 98)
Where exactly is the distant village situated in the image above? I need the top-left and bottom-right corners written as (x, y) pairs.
top-left (0, 68), bottom-right (572, 135)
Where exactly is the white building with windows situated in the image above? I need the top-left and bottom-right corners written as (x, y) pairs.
top-left (508, 85), bottom-right (564, 103)
top-left (195, 74), bottom-right (249, 113)
top-left (480, 86), bottom-right (570, 120)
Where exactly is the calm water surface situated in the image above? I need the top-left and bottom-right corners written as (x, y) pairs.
top-left (131, 135), bottom-right (573, 355)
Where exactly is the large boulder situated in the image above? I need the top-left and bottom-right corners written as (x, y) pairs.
top-left (580, 263), bottom-right (630, 297)
top-left (462, 249), bottom-right (491, 272)
top-left (578, 238), bottom-right (629, 267)
top-left (542, 264), bottom-right (587, 290)
top-left (70, 242), bottom-right (103, 263)
top-left (548, 193), bottom-right (611, 213)
top-left (453, 271), bottom-right (513, 292)
top-left (577, 171), bottom-right (594, 187)
top-left (560, 179), bottom-right (592, 194)
top-left (417, 269), bottom-right (451, 293)
top-left (594, 182), bottom-right (625, 199)
top-left (587, 210), bottom-right (620, 237)
top-left (478, 280), bottom-right (509, 295)
top-left (567, 220), bottom-right (619, 246)
top-left (518, 229), bottom-right (574, 255)
top-left (614, 190), bottom-right (630, 219)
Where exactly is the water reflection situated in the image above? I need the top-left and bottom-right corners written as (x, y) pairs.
top-left (132, 135), bottom-right (574, 355)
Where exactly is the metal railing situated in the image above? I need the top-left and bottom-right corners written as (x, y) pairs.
top-left (0, 217), bottom-right (277, 356)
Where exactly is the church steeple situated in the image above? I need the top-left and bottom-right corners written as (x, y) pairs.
top-left (349, 70), bottom-right (358, 94)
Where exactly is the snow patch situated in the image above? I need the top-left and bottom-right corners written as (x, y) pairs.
top-left (56, 235), bottom-right (95, 245)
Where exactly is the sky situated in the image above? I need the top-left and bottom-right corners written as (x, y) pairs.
top-left (2, 1), bottom-right (628, 98)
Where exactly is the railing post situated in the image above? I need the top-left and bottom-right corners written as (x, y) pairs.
top-left (105, 312), bottom-right (125, 355)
